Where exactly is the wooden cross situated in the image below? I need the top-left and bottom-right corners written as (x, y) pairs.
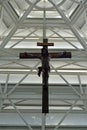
top-left (37, 39), bottom-right (54, 113)
top-left (19, 38), bottom-right (71, 113)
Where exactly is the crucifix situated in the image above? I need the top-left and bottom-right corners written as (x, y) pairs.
top-left (19, 3), bottom-right (71, 113)
top-left (19, 39), bottom-right (71, 113)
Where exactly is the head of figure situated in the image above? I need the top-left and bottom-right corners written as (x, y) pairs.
top-left (41, 46), bottom-right (48, 57)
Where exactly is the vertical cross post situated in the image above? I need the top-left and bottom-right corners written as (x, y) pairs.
top-left (37, 38), bottom-right (54, 113)
top-left (42, 39), bottom-right (49, 113)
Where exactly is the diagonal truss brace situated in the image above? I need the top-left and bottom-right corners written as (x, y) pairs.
top-left (49, 28), bottom-right (79, 50)
top-left (6, 61), bottom-right (40, 96)
top-left (54, 100), bottom-right (78, 130)
top-left (10, 28), bottom-right (38, 48)
top-left (8, 98), bottom-right (33, 130)
top-left (51, 64), bottom-right (82, 97)
top-left (1, 0), bottom-right (18, 24)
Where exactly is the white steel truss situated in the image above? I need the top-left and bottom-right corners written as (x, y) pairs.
top-left (0, 0), bottom-right (87, 130)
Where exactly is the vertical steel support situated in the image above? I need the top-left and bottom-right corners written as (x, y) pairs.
top-left (0, 84), bottom-right (3, 110)
top-left (42, 114), bottom-right (46, 130)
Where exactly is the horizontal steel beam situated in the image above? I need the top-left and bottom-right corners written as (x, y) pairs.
top-left (0, 69), bottom-right (87, 74)
top-left (20, 18), bottom-right (68, 28)
top-left (0, 126), bottom-right (87, 130)
top-left (0, 113), bottom-right (87, 126)
top-left (1, 92), bottom-right (80, 100)
top-left (0, 108), bottom-right (86, 114)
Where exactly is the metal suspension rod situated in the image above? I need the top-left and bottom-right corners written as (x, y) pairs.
top-left (43, 2), bottom-right (46, 39)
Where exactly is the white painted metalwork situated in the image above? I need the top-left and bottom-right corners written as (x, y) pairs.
top-left (54, 100), bottom-right (78, 130)
top-left (0, 0), bottom-right (87, 129)
top-left (49, 0), bottom-right (87, 50)
top-left (9, 98), bottom-right (33, 130)
top-left (0, 0), bottom-right (40, 48)
top-left (6, 61), bottom-right (40, 96)
top-left (42, 114), bottom-right (46, 130)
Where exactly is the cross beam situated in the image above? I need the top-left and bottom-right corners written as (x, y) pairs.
top-left (19, 39), bottom-right (71, 113)
top-left (20, 52), bottom-right (71, 59)
top-left (37, 39), bottom-right (54, 46)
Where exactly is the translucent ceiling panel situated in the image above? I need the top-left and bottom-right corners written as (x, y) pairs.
top-left (28, 11), bottom-right (43, 18)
